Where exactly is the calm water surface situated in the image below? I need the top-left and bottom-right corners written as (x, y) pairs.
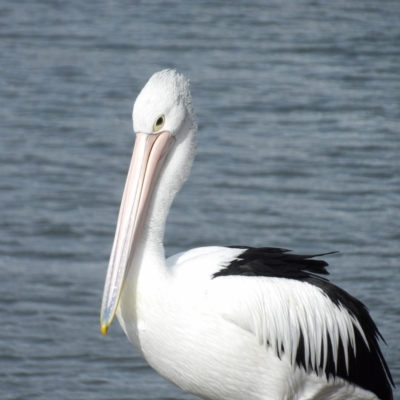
top-left (0, 1), bottom-right (399, 399)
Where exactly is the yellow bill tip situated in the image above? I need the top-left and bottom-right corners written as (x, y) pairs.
top-left (100, 323), bottom-right (109, 335)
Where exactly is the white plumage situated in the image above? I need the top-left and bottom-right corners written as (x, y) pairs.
top-left (100, 70), bottom-right (393, 400)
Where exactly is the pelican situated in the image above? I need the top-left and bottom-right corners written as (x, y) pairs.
top-left (100, 70), bottom-right (393, 400)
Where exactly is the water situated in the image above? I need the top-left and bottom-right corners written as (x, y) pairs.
top-left (0, 1), bottom-right (399, 399)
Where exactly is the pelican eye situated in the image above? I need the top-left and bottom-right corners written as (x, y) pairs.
top-left (153, 115), bottom-right (165, 132)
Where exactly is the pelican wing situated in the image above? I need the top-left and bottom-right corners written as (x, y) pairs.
top-left (206, 247), bottom-right (393, 400)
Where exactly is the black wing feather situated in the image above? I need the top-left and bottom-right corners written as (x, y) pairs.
top-left (213, 246), bottom-right (394, 400)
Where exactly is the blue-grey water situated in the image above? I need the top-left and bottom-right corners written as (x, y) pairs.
top-left (1, 1), bottom-right (399, 399)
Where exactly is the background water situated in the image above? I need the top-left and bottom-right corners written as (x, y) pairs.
top-left (0, 1), bottom-right (399, 399)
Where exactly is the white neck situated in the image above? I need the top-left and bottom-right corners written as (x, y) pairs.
top-left (142, 123), bottom-right (196, 258)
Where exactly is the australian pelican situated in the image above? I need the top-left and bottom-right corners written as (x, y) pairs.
top-left (100, 70), bottom-right (393, 400)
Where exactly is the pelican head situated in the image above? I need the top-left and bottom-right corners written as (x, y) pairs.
top-left (133, 70), bottom-right (195, 136)
top-left (100, 70), bottom-right (197, 334)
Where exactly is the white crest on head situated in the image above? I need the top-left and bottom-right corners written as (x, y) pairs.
top-left (133, 69), bottom-right (196, 135)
